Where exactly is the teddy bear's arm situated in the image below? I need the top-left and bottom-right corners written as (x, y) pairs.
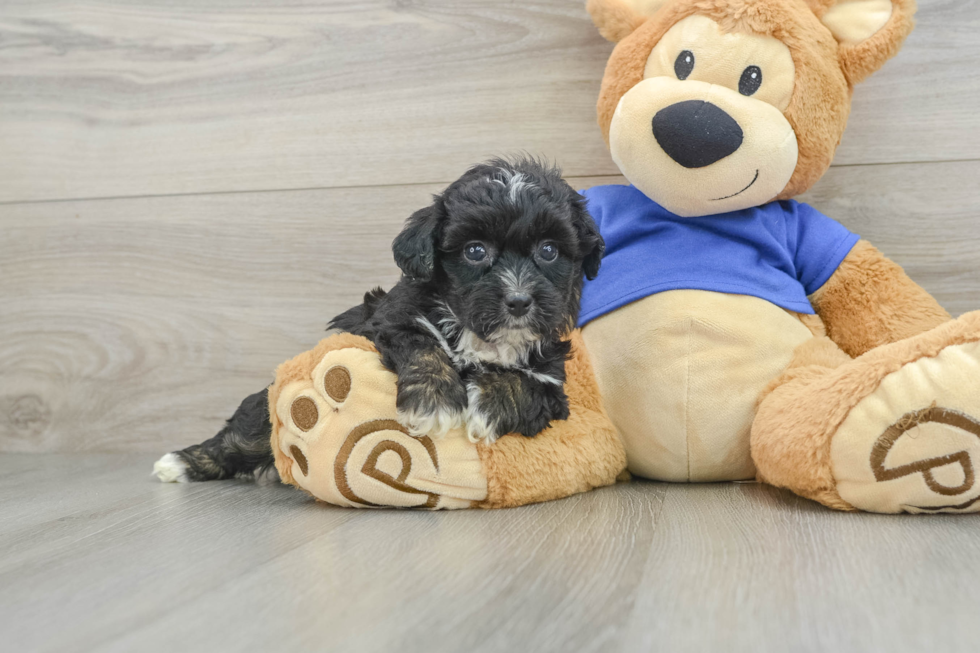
top-left (808, 240), bottom-right (951, 358)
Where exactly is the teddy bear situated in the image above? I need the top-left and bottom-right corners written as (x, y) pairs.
top-left (268, 0), bottom-right (980, 514)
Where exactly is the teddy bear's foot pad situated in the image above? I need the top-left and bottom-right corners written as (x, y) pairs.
top-left (271, 339), bottom-right (488, 509)
top-left (832, 329), bottom-right (980, 514)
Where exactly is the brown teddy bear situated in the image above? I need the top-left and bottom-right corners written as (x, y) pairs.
top-left (269, 0), bottom-right (980, 513)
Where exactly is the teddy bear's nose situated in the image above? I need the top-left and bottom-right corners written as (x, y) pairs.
top-left (652, 100), bottom-right (744, 168)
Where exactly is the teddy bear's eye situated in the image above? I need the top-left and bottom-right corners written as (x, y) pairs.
top-left (674, 50), bottom-right (695, 80)
top-left (739, 65), bottom-right (763, 96)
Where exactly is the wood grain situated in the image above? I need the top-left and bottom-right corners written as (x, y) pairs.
top-left (100, 478), bottom-right (666, 653)
top-left (1, 453), bottom-right (977, 653)
top-left (0, 0), bottom-right (615, 203)
top-left (3, 162), bottom-right (979, 453)
top-left (1, 0), bottom-right (978, 204)
top-left (0, 454), bottom-right (360, 653)
top-left (0, 183), bottom-right (422, 452)
top-left (621, 482), bottom-right (980, 652)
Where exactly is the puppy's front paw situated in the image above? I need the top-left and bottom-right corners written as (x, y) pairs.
top-left (396, 375), bottom-right (468, 439)
top-left (465, 371), bottom-right (570, 443)
top-left (397, 402), bottom-right (465, 439)
top-left (465, 383), bottom-right (502, 444)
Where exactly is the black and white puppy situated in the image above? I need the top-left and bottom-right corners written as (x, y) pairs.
top-left (153, 158), bottom-right (602, 483)
top-left (333, 157), bottom-right (604, 441)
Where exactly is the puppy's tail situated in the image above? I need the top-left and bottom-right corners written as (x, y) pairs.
top-left (328, 287), bottom-right (386, 332)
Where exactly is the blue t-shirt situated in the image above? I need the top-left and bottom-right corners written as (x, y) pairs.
top-left (579, 185), bottom-right (860, 325)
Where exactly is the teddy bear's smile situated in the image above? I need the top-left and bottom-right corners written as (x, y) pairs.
top-left (711, 169), bottom-right (759, 201)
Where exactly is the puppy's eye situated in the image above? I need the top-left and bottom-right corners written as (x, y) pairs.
top-left (463, 242), bottom-right (488, 263)
top-left (739, 65), bottom-right (762, 96)
top-left (537, 242), bottom-right (558, 262)
top-left (674, 50), bottom-right (695, 80)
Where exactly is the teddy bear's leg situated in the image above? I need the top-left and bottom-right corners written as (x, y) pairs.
top-left (751, 311), bottom-right (980, 513)
top-left (268, 331), bottom-right (625, 510)
top-left (472, 331), bottom-right (627, 509)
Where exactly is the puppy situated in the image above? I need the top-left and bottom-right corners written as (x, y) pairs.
top-left (153, 158), bottom-right (603, 483)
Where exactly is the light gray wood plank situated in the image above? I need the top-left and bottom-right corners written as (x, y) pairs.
top-left (99, 482), bottom-right (665, 653)
top-left (0, 0), bottom-right (978, 203)
top-left (0, 453), bottom-right (162, 529)
top-left (0, 0), bottom-right (616, 203)
top-left (0, 453), bottom-right (357, 653)
top-left (3, 161), bottom-right (979, 453)
top-left (621, 482), bottom-right (980, 653)
top-left (2, 454), bottom-right (976, 653)
top-left (0, 453), bottom-right (667, 653)
top-left (0, 183), bottom-right (424, 453)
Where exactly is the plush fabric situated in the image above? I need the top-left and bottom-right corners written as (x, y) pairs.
top-left (582, 289), bottom-right (813, 481)
top-left (473, 331), bottom-right (627, 508)
top-left (589, 0), bottom-right (916, 196)
top-left (643, 13), bottom-right (797, 111)
top-left (268, 331), bottom-right (626, 510)
top-left (594, 0), bottom-right (873, 205)
top-left (578, 184), bottom-right (859, 322)
top-left (265, 0), bottom-right (980, 515)
top-left (818, 0), bottom-right (893, 46)
top-left (809, 239), bottom-right (951, 357)
top-left (609, 14), bottom-right (802, 215)
top-left (821, 0), bottom-right (916, 85)
top-left (578, 0), bottom-right (980, 515)
top-left (832, 341), bottom-right (980, 513)
top-left (752, 311), bottom-right (980, 513)
top-left (586, 0), bottom-right (650, 42)
top-left (270, 334), bottom-right (488, 509)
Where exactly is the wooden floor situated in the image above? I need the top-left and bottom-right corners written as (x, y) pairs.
top-left (2, 453), bottom-right (978, 653)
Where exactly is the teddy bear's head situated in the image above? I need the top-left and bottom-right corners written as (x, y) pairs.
top-left (588, 0), bottom-right (915, 217)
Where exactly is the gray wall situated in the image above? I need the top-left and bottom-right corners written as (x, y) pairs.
top-left (2, 0), bottom-right (979, 452)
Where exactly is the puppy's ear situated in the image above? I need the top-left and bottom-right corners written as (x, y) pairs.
top-left (392, 202), bottom-right (443, 281)
top-left (572, 200), bottom-right (605, 281)
top-left (582, 232), bottom-right (606, 281)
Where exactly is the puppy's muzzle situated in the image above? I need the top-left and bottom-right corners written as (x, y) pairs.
top-left (505, 292), bottom-right (533, 317)
top-left (652, 100), bottom-right (744, 168)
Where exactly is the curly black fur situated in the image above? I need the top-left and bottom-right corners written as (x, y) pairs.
top-left (159, 157), bottom-right (603, 481)
top-left (168, 388), bottom-right (275, 481)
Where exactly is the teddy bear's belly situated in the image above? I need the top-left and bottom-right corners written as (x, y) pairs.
top-left (581, 289), bottom-right (814, 482)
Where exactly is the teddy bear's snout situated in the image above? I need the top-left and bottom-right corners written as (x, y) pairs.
top-left (652, 100), bottom-right (744, 169)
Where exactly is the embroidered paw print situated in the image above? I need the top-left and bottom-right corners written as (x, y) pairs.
top-left (284, 364), bottom-right (352, 475)
top-left (831, 339), bottom-right (980, 514)
top-left (273, 344), bottom-right (486, 509)
top-left (867, 407), bottom-right (980, 513)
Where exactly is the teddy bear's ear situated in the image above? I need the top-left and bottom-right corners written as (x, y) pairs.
top-left (817, 0), bottom-right (916, 85)
top-left (586, 0), bottom-right (669, 42)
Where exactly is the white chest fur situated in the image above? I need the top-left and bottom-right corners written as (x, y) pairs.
top-left (455, 328), bottom-right (538, 368)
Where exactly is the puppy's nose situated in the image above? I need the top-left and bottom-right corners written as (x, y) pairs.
top-left (505, 293), bottom-right (533, 317)
top-left (652, 100), bottom-right (743, 168)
